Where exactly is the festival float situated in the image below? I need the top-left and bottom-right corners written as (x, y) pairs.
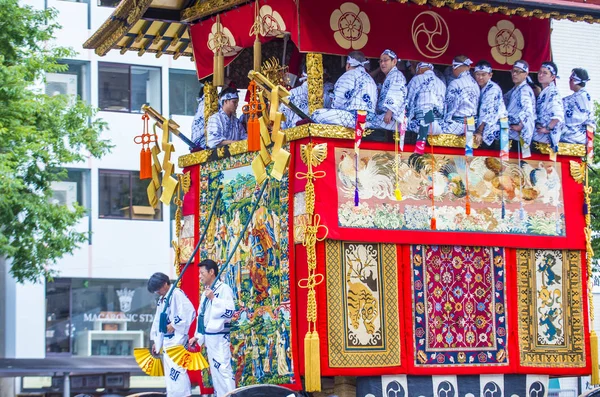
top-left (84, 0), bottom-right (600, 394)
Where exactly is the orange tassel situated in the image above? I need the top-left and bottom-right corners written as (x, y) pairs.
top-left (466, 199), bottom-right (471, 215)
top-left (431, 217), bottom-right (437, 230)
top-left (140, 148), bottom-right (152, 179)
top-left (248, 117), bottom-right (261, 151)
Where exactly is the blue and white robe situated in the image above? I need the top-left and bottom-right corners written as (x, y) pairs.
top-left (280, 81), bottom-right (309, 129)
top-left (406, 70), bottom-right (446, 134)
top-left (504, 80), bottom-right (536, 146)
top-left (207, 109), bottom-right (247, 148)
top-left (368, 67), bottom-right (407, 130)
top-left (312, 66), bottom-right (377, 128)
top-left (150, 288), bottom-right (196, 397)
top-left (194, 281), bottom-right (236, 397)
top-left (532, 84), bottom-right (564, 149)
top-left (443, 70), bottom-right (480, 136)
top-left (562, 88), bottom-right (595, 144)
top-left (323, 81), bottom-right (335, 109)
top-left (477, 80), bottom-right (508, 146)
top-left (191, 96), bottom-right (206, 149)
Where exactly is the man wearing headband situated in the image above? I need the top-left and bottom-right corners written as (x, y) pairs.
top-left (443, 55), bottom-right (479, 136)
top-left (312, 50), bottom-right (377, 128)
top-left (148, 272), bottom-right (196, 397)
top-left (561, 68), bottom-right (595, 144)
top-left (207, 87), bottom-right (247, 148)
top-left (473, 60), bottom-right (507, 147)
top-left (368, 49), bottom-right (407, 130)
top-left (532, 61), bottom-right (564, 152)
top-left (406, 62), bottom-right (446, 134)
top-left (504, 59), bottom-right (536, 151)
top-left (191, 83), bottom-right (207, 149)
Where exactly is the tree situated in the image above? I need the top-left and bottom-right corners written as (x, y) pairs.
top-left (0, 1), bottom-right (111, 283)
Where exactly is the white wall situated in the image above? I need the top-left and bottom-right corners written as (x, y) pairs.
top-left (551, 19), bottom-right (600, 102)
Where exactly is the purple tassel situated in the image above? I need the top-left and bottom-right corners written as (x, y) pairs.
top-left (354, 188), bottom-right (359, 206)
top-left (584, 202), bottom-right (589, 216)
top-left (519, 207), bottom-right (525, 221)
top-left (501, 201), bottom-right (506, 219)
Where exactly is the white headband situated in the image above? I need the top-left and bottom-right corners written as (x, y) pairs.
top-left (513, 61), bottom-right (529, 74)
top-left (220, 92), bottom-right (238, 103)
top-left (417, 62), bottom-right (433, 71)
top-left (452, 58), bottom-right (473, 69)
top-left (381, 49), bottom-right (398, 60)
top-left (474, 65), bottom-right (492, 73)
top-left (570, 71), bottom-right (590, 85)
top-left (541, 63), bottom-right (559, 79)
top-left (347, 56), bottom-right (369, 68)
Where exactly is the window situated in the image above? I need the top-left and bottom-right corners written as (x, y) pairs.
top-left (169, 69), bottom-right (201, 116)
top-left (46, 61), bottom-right (90, 103)
top-left (50, 169), bottom-right (91, 210)
top-left (98, 63), bottom-right (161, 113)
top-left (46, 278), bottom-right (157, 356)
top-left (98, 0), bottom-right (120, 6)
top-left (98, 170), bottom-right (162, 221)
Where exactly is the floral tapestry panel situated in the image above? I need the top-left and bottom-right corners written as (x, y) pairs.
top-left (517, 249), bottom-right (586, 367)
top-left (326, 240), bottom-right (401, 367)
top-left (335, 148), bottom-right (565, 236)
top-left (293, 192), bottom-right (309, 244)
top-left (198, 151), bottom-right (298, 387)
top-left (411, 245), bottom-right (509, 367)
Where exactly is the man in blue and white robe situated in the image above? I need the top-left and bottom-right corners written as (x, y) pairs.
top-left (190, 259), bottom-right (236, 397)
top-left (281, 75), bottom-right (309, 129)
top-left (191, 93), bottom-right (206, 149)
top-left (367, 49), bottom-right (407, 130)
top-left (207, 88), bottom-right (247, 148)
top-left (504, 60), bottom-right (536, 150)
top-left (443, 56), bottom-right (480, 136)
top-left (149, 273), bottom-right (196, 397)
top-left (473, 61), bottom-right (508, 147)
top-left (312, 51), bottom-right (377, 128)
top-left (406, 62), bottom-right (446, 134)
top-left (562, 68), bottom-right (595, 144)
top-left (532, 62), bottom-right (565, 152)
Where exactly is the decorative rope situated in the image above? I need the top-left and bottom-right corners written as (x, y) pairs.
top-left (295, 142), bottom-right (328, 392)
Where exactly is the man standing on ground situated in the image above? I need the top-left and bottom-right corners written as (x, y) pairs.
top-left (148, 272), bottom-right (196, 397)
top-left (189, 259), bottom-right (236, 397)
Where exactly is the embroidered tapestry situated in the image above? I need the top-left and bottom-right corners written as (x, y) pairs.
top-left (517, 249), bottom-right (586, 367)
top-left (335, 148), bottom-right (565, 236)
top-left (411, 245), bottom-right (509, 367)
top-left (199, 151), bottom-right (298, 388)
top-left (326, 241), bottom-right (401, 367)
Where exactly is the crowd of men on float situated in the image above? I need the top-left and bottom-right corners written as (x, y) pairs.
top-left (190, 50), bottom-right (595, 151)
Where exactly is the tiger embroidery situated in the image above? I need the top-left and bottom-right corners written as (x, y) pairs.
top-left (347, 281), bottom-right (378, 335)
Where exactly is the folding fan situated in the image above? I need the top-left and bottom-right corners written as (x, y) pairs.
top-left (166, 344), bottom-right (209, 371)
top-left (133, 347), bottom-right (164, 376)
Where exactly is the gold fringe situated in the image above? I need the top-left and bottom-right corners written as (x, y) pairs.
top-left (592, 330), bottom-right (599, 385)
top-left (309, 331), bottom-right (321, 391)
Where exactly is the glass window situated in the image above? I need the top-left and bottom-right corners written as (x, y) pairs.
top-left (50, 169), bottom-right (91, 210)
top-left (98, 63), bottom-right (161, 113)
top-left (98, 0), bottom-right (120, 6)
top-left (46, 61), bottom-right (90, 103)
top-left (169, 69), bottom-right (201, 116)
top-left (98, 170), bottom-right (162, 221)
top-left (46, 278), bottom-right (158, 356)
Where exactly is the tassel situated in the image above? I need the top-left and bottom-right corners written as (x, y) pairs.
top-left (354, 188), bottom-right (359, 206)
top-left (584, 202), bottom-right (589, 216)
top-left (140, 148), bottom-right (152, 179)
top-left (519, 207), bottom-right (525, 221)
top-left (466, 200), bottom-right (471, 216)
top-left (592, 330), bottom-right (599, 385)
top-left (394, 188), bottom-right (402, 201)
top-left (309, 331), bottom-right (321, 391)
top-left (304, 332), bottom-right (312, 389)
top-left (431, 217), bottom-right (436, 230)
top-left (247, 117), bottom-right (261, 151)
top-left (501, 201), bottom-right (506, 219)
top-left (253, 37), bottom-right (262, 72)
top-left (215, 52), bottom-right (224, 87)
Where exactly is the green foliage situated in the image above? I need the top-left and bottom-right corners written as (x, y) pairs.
top-left (0, 0), bottom-right (111, 283)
